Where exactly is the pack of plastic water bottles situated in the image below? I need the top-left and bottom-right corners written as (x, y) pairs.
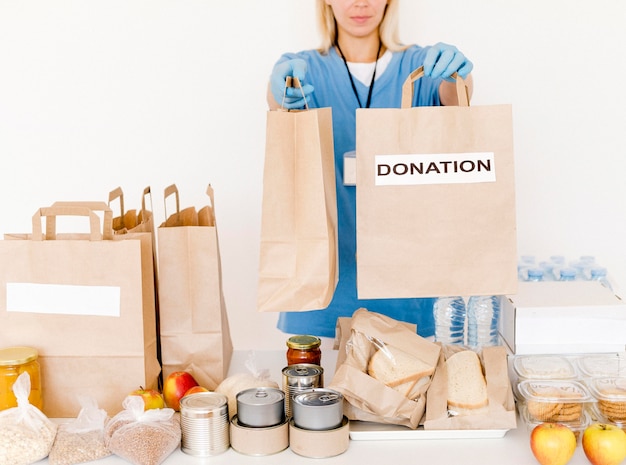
top-left (517, 255), bottom-right (612, 290)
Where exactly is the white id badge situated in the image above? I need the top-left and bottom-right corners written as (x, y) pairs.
top-left (343, 150), bottom-right (356, 186)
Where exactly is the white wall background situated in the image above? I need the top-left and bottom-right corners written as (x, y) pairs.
top-left (1, 1), bottom-right (625, 351)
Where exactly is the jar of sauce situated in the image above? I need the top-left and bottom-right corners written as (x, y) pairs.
top-left (286, 335), bottom-right (322, 366)
top-left (0, 346), bottom-right (43, 411)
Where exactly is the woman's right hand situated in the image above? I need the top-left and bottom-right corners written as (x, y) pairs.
top-left (269, 59), bottom-right (314, 109)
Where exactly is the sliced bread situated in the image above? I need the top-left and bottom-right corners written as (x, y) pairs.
top-left (446, 350), bottom-right (489, 411)
top-left (367, 344), bottom-right (435, 394)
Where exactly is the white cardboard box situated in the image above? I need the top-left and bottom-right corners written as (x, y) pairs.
top-left (499, 281), bottom-right (626, 354)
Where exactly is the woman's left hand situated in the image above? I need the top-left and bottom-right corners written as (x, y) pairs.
top-left (423, 42), bottom-right (473, 81)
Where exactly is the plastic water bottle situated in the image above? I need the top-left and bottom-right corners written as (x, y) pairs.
top-left (559, 267), bottom-right (578, 281)
top-left (433, 297), bottom-right (466, 345)
top-left (517, 255), bottom-right (536, 281)
top-left (467, 295), bottom-right (501, 348)
top-left (590, 266), bottom-right (613, 291)
top-left (539, 261), bottom-right (556, 281)
top-left (526, 268), bottom-right (544, 282)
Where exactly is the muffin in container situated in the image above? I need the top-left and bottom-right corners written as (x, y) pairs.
top-left (518, 379), bottom-right (591, 423)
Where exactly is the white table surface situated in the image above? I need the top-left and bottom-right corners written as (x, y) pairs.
top-left (33, 349), bottom-right (597, 465)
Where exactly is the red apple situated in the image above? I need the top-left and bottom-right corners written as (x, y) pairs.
top-left (530, 422), bottom-right (577, 465)
top-left (129, 387), bottom-right (165, 410)
top-left (163, 371), bottom-right (199, 411)
top-left (583, 423), bottom-right (626, 465)
top-left (184, 385), bottom-right (210, 397)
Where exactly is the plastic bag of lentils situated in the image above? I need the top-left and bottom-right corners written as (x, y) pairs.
top-left (105, 396), bottom-right (181, 465)
top-left (48, 395), bottom-right (111, 465)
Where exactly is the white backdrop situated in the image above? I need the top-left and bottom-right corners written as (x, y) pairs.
top-left (1, 1), bottom-right (625, 351)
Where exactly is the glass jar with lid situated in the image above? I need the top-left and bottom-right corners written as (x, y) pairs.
top-left (286, 335), bottom-right (322, 366)
top-left (0, 346), bottom-right (43, 411)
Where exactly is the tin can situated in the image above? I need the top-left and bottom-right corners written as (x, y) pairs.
top-left (237, 387), bottom-right (285, 428)
top-left (282, 364), bottom-right (324, 418)
top-left (180, 392), bottom-right (229, 456)
top-left (292, 388), bottom-right (344, 430)
top-left (0, 346), bottom-right (42, 411)
top-left (286, 335), bottom-right (322, 366)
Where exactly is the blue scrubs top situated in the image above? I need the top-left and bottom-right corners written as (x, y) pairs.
top-left (274, 45), bottom-right (443, 338)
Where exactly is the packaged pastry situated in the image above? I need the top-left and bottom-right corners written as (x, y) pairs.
top-left (513, 355), bottom-right (578, 380)
top-left (587, 377), bottom-right (626, 424)
top-left (518, 379), bottom-right (591, 423)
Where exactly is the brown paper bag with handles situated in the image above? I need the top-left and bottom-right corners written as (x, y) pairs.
top-left (257, 77), bottom-right (338, 312)
top-left (356, 67), bottom-right (517, 299)
top-left (108, 187), bottom-right (163, 386)
top-left (0, 204), bottom-right (160, 417)
top-left (157, 184), bottom-right (233, 390)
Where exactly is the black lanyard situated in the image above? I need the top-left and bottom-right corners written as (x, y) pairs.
top-left (335, 40), bottom-right (382, 109)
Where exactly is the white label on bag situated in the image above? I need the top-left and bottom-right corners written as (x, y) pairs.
top-left (6, 283), bottom-right (121, 317)
top-left (374, 152), bottom-right (495, 186)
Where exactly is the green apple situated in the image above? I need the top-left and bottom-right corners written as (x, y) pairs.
top-left (530, 422), bottom-right (577, 465)
top-left (582, 423), bottom-right (626, 465)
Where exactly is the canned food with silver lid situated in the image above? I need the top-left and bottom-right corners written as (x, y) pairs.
top-left (180, 392), bottom-right (230, 456)
top-left (237, 387), bottom-right (285, 428)
top-left (282, 364), bottom-right (324, 418)
top-left (292, 388), bottom-right (343, 431)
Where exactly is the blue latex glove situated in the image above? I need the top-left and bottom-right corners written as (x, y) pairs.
top-left (423, 42), bottom-right (473, 82)
top-left (270, 58), bottom-right (314, 109)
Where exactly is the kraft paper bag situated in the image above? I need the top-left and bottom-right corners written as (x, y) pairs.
top-left (108, 186), bottom-right (164, 390)
top-left (328, 308), bottom-right (441, 429)
top-left (0, 204), bottom-right (160, 418)
top-left (257, 78), bottom-right (338, 312)
top-left (356, 67), bottom-right (517, 299)
top-left (423, 345), bottom-right (517, 430)
top-left (157, 184), bottom-right (233, 390)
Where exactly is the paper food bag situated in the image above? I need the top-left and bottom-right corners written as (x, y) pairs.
top-left (423, 345), bottom-right (517, 430)
top-left (257, 78), bottom-right (338, 312)
top-left (157, 184), bottom-right (233, 390)
top-left (0, 204), bottom-right (160, 417)
top-left (329, 308), bottom-right (440, 429)
top-left (356, 66), bottom-right (517, 298)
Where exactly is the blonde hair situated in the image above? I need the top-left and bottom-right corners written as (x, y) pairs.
top-left (316, 0), bottom-right (408, 53)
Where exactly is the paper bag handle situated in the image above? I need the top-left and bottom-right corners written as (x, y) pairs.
top-left (163, 184), bottom-right (180, 218)
top-left (281, 76), bottom-right (309, 111)
top-left (401, 66), bottom-right (469, 109)
top-left (32, 204), bottom-right (113, 241)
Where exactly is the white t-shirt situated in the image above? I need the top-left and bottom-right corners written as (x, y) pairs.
top-left (345, 50), bottom-right (393, 85)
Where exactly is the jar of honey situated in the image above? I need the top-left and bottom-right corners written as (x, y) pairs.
top-left (0, 346), bottom-right (43, 411)
top-left (286, 335), bottom-right (322, 366)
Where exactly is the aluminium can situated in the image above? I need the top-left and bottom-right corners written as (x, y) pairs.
top-left (292, 388), bottom-right (344, 431)
top-left (236, 387), bottom-right (285, 428)
top-left (180, 392), bottom-right (229, 456)
top-left (282, 364), bottom-right (324, 418)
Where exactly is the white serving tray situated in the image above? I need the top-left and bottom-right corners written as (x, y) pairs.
top-left (349, 420), bottom-right (510, 440)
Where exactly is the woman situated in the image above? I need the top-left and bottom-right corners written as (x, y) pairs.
top-left (267, 0), bottom-right (474, 339)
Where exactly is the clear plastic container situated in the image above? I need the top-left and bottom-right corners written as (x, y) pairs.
top-left (577, 354), bottom-right (626, 378)
top-left (519, 403), bottom-right (590, 443)
top-left (587, 377), bottom-right (626, 424)
top-left (513, 355), bottom-right (577, 381)
top-left (518, 379), bottom-right (591, 423)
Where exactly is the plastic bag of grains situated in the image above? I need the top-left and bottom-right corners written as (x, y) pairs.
top-left (0, 372), bottom-right (57, 465)
top-left (48, 395), bottom-right (111, 465)
top-left (105, 396), bottom-right (181, 465)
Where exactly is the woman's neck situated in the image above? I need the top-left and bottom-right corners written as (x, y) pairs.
top-left (335, 33), bottom-right (383, 63)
